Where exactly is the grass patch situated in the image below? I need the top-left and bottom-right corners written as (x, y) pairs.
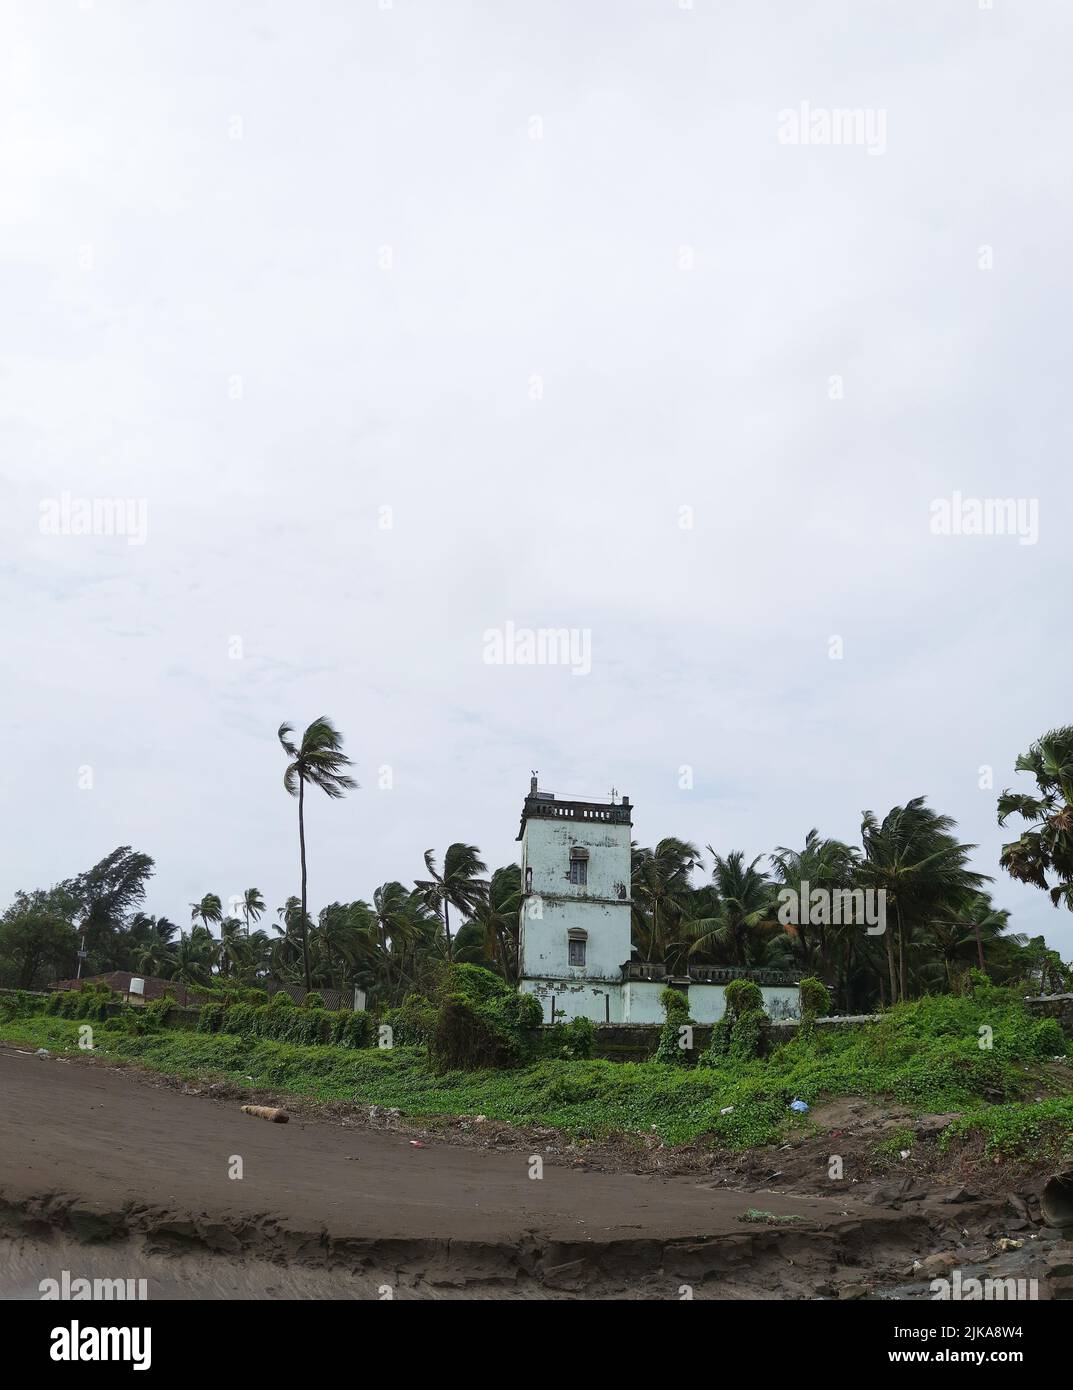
top-left (2, 984), bottom-right (1069, 1152)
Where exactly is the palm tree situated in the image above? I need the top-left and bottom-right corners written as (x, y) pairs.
top-left (172, 929), bottom-right (215, 985)
top-left (369, 882), bottom-right (443, 1004)
top-left (462, 865), bottom-right (524, 979)
top-left (770, 830), bottom-right (860, 984)
top-left (241, 888), bottom-right (266, 939)
top-left (416, 844), bottom-right (488, 962)
top-left (924, 892), bottom-right (1017, 990)
top-left (688, 850), bottom-right (776, 966)
top-left (189, 894), bottom-right (223, 934)
top-left (860, 798), bottom-right (988, 1004)
top-left (998, 725), bottom-right (1073, 912)
top-left (630, 838), bottom-right (703, 965)
top-left (278, 717), bottom-right (358, 991)
top-left (217, 917), bottom-right (246, 976)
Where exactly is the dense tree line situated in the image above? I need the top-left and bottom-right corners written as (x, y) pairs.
top-left (3, 723), bottom-right (1072, 1012)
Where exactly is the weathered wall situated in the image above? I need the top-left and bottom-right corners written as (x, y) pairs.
top-left (518, 813), bottom-right (632, 983)
top-left (622, 980), bottom-right (800, 1024)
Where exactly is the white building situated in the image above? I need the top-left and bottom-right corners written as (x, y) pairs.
top-left (516, 778), bottom-right (801, 1025)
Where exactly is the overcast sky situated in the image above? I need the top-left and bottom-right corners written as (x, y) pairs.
top-left (3, 0), bottom-right (1071, 956)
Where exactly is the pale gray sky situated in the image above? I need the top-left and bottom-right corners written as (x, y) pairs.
top-left (3, 0), bottom-right (1071, 955)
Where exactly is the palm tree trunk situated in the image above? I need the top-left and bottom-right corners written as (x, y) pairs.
top-left (885, 916), bottom-right (898, 1005)
top-left (897, 902), bottom-right (907, 1003)
top-left (299, 776), bottom-right (311, 992)
top-left (443, 898), bottom-right (453, 962)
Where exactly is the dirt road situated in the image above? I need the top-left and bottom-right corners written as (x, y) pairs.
top-left (0, 1048), bottom-right (922, 1298)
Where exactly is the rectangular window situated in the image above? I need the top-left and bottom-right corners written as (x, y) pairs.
top-left (568, 938), bottom-right (586, 966)
top-left (568, 851), bottom-right (588, 886)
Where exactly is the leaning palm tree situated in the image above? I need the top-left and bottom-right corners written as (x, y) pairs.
top-left (189, 893), bottom-right (222, 934)
top-left (998, 725), bottom-right (1073, 912)
top-left (278, 717), bottom-right (358, 991)
top-left (687, 850), bottom-right (776, 966)
top-left (416, 844), bottom-right (488, 962)
top-left (630, 838), bottom-right (703, 966)
top-left (241, 887), bottom-right (266, 939)
top-left (860, 798), bottom-right (988, 1004)
top-left (217, 917), bottom-right (247, 976)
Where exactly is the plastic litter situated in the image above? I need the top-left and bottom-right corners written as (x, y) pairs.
top-left (789, 1099), bottom-right (809, 1113)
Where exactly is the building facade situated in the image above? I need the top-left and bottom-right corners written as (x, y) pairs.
top-left (516, 779), bottom-right (801, 1025)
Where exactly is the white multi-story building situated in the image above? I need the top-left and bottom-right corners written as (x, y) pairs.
top-left (516, 778), bottom-right (801, 1025)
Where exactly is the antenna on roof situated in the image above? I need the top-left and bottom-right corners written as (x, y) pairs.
top-left (610, 786), bottom-right (618, 804)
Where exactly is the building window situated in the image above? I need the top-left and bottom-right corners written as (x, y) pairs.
top-left (568, 848), bottom-right (588, 886)
top-left (568, 937), bottom-right (586, 966)
top-left (525, 867), bottom-right (532, 893)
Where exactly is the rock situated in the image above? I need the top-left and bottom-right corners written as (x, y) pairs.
top-left (941, 1185), bottom-right (980, 1205)
top-left (918, 1252), bottom-right (960, 1277)
top-left (995, 1237), bottom-right (1024, 1253)
top-left (35, 1048), bottom-right (50, 1057)
top-left (838, 1283), bottom-right (870, 1300)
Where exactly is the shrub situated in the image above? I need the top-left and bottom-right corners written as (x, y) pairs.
top-left (705, 978), bottom-right (767, 1064)
top-left (331, 1010), bottom-right (372, 1049)
top-left (197, 1002), bottom-right (225, 1033)
top-left (304, 992), bottom-right (324, 1010)
top-left (430, 965), bottom-right (542, 1070)
top-left (798, 976), bottom-right (830, 1041)
top-left (655, 986), bottom-right (695, 1065)
top-left (553, 1016), bottom-right (597, 1060)
top-left (724, 978), bottom-right (763, 1018)
top-left (381, 994), bottom-right (438, 1049)
top-left (268, 990), bottom-right (294, 1009)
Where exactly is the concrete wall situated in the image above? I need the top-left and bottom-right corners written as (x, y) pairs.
top-left (622, 980), bottom-right (801, 1024)
top-left (521, 978), bottom-right (802, 1025)
top-left (520, 977), bottom-right (623, 1023)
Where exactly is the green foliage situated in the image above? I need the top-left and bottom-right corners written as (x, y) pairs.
top-left (0, 989), bottom-right (47, 1020)
top-left (304, 992), bottom-right (324, 1009)
top-left (724, 978), bottom-right (763, 1017)
top-left (659, 986), bottom-right (690, 1019)
top-left (429, 964), bottom-right (542, 1070)
top-left (214, 998), bottom-right (370, 1048)
top-left (3, 984), bottom-right (1069, 1154)
top-left (268, 990), bottom-right (294, 1008)
top-left (705, 981), bottom-right (768, 1064)
top-left (550, 1015), bottom-right (597, 1060)
top-left (798, 976), bottom-right (830, 1041)
top-left (381, 994), bottom-right (437, 1048)
top-left (655, 987), bottom-right (695, 1065)
top-left (197, 1001), bottom-right (225, 1032)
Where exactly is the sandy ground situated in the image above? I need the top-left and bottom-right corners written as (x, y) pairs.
top-left (0, 1046), bottom-right (934, 1298)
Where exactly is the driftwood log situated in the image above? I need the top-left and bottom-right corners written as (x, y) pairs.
top-left (240, 1104), bottom-right (289, 1124)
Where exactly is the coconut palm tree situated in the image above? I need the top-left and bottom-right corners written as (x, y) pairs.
top-left (924, 892), bottom-right (1018, 990)
top-left (278, 717), bottom-right (358, 991)
top-left (860, 798), bottom-right (988, 1004)
top-left (630, 838), bottom-right (703, 965)
top-left (369, 882), bottom-right (442, 1004)
top-left (769, 830), bottom-right (860, 983)
top-left (217, 917), bottom-right (246, 976)
top-left (459, 865), bottom-right (524, 978)
top-left (416, 844), bottom-right (488, 962)
top-left (172, 929), bottom-right (215, 985)
top-left (189, 894), bottom-right (223, 934)
top-left (241, 888), bottom-right (266, 939)
top-left (998, 725), bottom-right (1073, 912)
top-left (687, 850), bottom-right (777, 966)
